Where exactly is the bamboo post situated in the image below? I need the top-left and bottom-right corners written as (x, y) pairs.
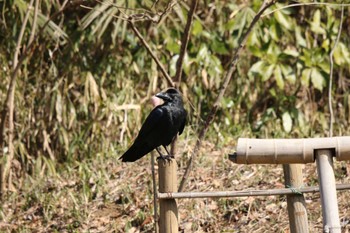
top-left (315, 149), bottom-right (341, 233)
top-left (158, 158), bottom-right (178, 233)
top-left (283, 164), bottom-right (309, 233)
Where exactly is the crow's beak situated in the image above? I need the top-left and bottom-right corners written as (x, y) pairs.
top-left (155, 92), bottom-right (171, 101)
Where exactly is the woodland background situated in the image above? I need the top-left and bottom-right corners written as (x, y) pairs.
top-left (0, 0), bottom-right (350, 232)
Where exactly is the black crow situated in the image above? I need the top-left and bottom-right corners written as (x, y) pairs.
top-left (120, 88), bottom-right (187, 162)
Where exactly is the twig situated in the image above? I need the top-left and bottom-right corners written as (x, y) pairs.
top-left (178, 0), bottom-right (276, 192)
top-left (159, 183), bottom-right (350, 199)
top-left (128, 20), bottom-right (175, 87)
top-left (28, 0), bottom-right (39, 46)
top-left (0, 0), bottom-right (35, 196)
top-left (262, 2), bottom-right (350, 17)
top-left (174, 0), bottom-right (199, 86)
top-left (170, 0), bottom-right (198, 157)
top-left (328, 5), bottom-right (344, 137)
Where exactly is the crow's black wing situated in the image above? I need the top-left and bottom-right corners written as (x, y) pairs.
top-left (178, 109), bottom-right (187, 135)
top-left (135, 106), bottom-right (165, 142)
top-left (119, 106), bottom-right (165, 162)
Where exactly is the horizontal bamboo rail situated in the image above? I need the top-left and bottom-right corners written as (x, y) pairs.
top-left (231, 136), bottom-right (350, 164)
top-left (157, 183), bottom-right (350, 199)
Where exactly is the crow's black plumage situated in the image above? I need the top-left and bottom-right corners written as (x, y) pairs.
top-left (120, 88), bottom-right (187, 162)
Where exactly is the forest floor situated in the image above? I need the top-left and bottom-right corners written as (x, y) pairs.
top-left (1, 139), bottom-right (350, 233)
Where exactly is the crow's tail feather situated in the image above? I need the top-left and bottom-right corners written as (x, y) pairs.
top-left (119, 144), bottom-right (154, 162)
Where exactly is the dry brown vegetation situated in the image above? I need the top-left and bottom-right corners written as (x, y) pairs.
top-left (1, 139), bottom-right (350, 232)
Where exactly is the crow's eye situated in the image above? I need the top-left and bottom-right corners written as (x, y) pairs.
top-left (166, 88), bottom-right (179, 94)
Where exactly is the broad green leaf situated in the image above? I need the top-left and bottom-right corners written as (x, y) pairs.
top-left (311, 68), bottom-right (325, 91)
top-left (281, 64), bottom-right (296, 84)
top-left (282, 112), bottom-right (293, 133)
top-left (301, 68), bottom-right (311, 86)
top-left (166, 38), bottom-right (180, 54)
top-left (211, 39), bottom-right (229, 55)
top-left (264, 64), bottom-right (275, 81)
top-left (322, 39), bottom-right (330, 50)
top-left (269, 23), bottom-right (279, 41)
top-left (334, 42), bottom-right (350, 65)
top-left (274, 10), bottom-right (293, 30)
top-left (249, 61), bottom-right (274, 81)
top-left (318, 61), bottom-right (330, 74)
top-left (274, 65), bottom-right (284, 89)
top-left (310, 9), bottom-right (326, 34)
top-left (295, 26), bottom-right (307, 47)
top-left (192, 20), bottom-right (203, 36)
top-left (282, 48), bottom-right (299, 57)
top-left (249, 45), bottom-right (263, 57)
top-left (197, 45), bottom-right (209, 61)
top-left (249, 61), bottom-right (264, 76)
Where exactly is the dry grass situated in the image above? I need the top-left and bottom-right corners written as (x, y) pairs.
top-left (1, 139), bottom-right (350, 232)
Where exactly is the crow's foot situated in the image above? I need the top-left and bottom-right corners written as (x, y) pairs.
top-left (156, 154), bottom-right (174, 161)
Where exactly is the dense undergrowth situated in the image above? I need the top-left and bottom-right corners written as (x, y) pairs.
top-left (1, 0), bottom-right (350, 232)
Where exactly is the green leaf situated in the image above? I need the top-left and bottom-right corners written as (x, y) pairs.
top-left (301, 68), bottom-right (311, 86)
top-left (211, 39), bottom-right (229, 55)
top-left (282, 48), bottom-right (299, 57)
top-left (311, 68), bottom-right (325, 91)
top-left (318, 61), bottom-right (330, 74)
top-left (249, 61), bottom-right (274, 81)
top-left (310, 9), bottom-right (326, 34)
top-left (295, 26), bottom-right (307, 47)
top-left (192, 20), bottom-right (203, 36)
top-left (269, 22), bottom-right (279, 41)
top-left (264, 64), bottom-right (275, 81)
top-left (334, 42), bottom-right (350, 65)
top-left (281, 64), bottom-right (296, 84)
top-left (197, 45), bottom-right (209, 61)
top-left (166, 38), bottom-right (180, 54)
top-left (282, 112), bottom-right (293, 133)
top-left (274, 10), bottom-right (293, 30)
top-left (274, 65), bottom-right (284, 89)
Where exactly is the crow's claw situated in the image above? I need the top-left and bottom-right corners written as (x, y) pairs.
top-left (156, 154), bottom-right (174, 161)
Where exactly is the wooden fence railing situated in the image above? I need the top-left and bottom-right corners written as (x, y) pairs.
top-left (157, 136), bottom-right (350, 233)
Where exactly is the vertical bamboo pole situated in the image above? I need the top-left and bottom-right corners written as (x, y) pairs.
top-left (315, 149), bottom-right (341, 233)
top-left (283, 164), bottom-right (309, 233)
top-left (151, 152), bottom-right (159, 233)
top-left (158, 159), bottom-right (178, 233)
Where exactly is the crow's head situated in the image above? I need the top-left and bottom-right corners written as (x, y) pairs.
top-left (155, 88), bottom-right (182, 103)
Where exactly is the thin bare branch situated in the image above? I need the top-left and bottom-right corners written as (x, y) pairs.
top-left (170, 0), bottom-right (198, 157)
top-left (128, 20), bottom-right (175, 87)
top-left (174, 0), bottom-right (199, 86)
top-left (262, 2), bottom-right (350, 17)
top-left (178, 0), bottom-right (276, 192)
top-left (328, 5), bottom-right (344, 137)
top-left (82, 0), bottom-right (177, 24)
top-left (28, 0), bottom-right (39, 46)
